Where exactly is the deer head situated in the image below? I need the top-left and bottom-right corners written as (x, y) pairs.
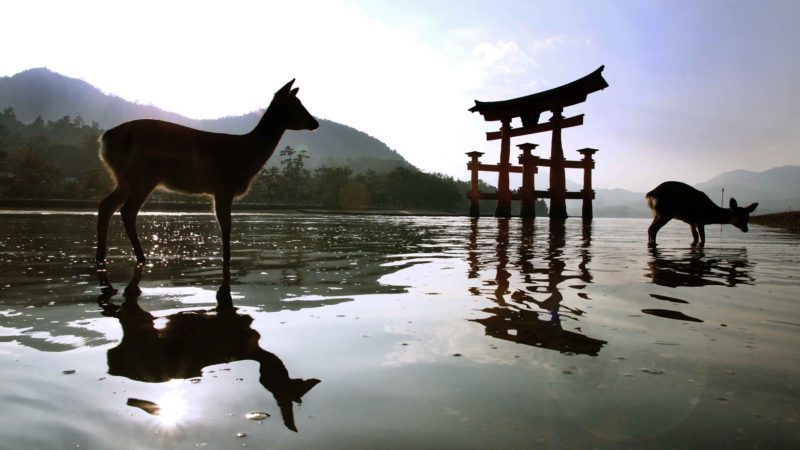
top-left (729, 198), bottom-right (758, 232)
top-left (274, 79), bottom-right (319, 131)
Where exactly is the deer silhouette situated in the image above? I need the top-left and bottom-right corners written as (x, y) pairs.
top-left (96, 80), bottom-right (319, 264)
top-left (646, 181), bottom-right (758, 246)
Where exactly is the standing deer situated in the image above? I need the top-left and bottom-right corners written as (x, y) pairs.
top-left (96, 79), bottom-right (318, 264)
top-left (646, 181), bottom-right (758, 246)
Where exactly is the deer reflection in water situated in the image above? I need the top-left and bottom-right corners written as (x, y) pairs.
top-left (468, 219), bottom-right (606, 356)
top-left (646, 246), bottom-right (753, 288)
top-left (642, 246), bottom-right (752, 323)
top-left (96, 264), bottom-right (319, 432)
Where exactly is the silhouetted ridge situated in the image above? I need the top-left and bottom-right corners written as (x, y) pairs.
top-left (0, 68), bottom-right (411, 172)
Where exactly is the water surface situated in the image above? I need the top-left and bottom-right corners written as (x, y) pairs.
top-left (0, 212), bottom-right (798, 448)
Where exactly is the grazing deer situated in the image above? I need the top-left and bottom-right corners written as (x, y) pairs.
top-left (646, 181), bottom-right (758, 246)
top-left (96, 79), bottom-right (318, 264)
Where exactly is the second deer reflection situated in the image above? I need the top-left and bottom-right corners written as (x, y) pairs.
top-left (469, 219), bottom-right (606, 356)
top-left (97, 265), bottom-right (319, 432)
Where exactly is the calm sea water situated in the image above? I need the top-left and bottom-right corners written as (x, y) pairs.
top-left (0, 212), bottom-right (798, 449)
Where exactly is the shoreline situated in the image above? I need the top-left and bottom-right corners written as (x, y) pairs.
top-left (3, 199), bottom-right (797, 225)
top-left (0, 198), bottom-right (459, 217)
top-left (750, 211), bottom-right (800, 233)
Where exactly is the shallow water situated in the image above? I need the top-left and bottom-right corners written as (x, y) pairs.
top-left (0, 212), bottom-right (798, 448)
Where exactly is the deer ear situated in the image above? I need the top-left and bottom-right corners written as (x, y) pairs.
top-left (290, 87), bottom-right (299, 97)
top-left (729, 198), bottom-right (738, 209)
top-left (275, 79), bottom-right (296, 96)
top-left (745, 202), bottom-right (758, 213)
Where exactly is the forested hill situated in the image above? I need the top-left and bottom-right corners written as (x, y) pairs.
top-left (0, 67), bottom-right (525, 214)
top-left (0, 67), bottom-right (411, 172)
top-left (0, 107), bottom-right (486, 213)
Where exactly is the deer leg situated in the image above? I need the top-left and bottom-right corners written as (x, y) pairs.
top-left (96, 186), bottom-right (129, 264)
top-left (120, 185), bottom-right (154, 263)
top-left (690, 224), bottom-right (699, 245)
top-left (214, 194), bottom-right (234, 264)
top-left (648, 215), bottom-right (670, 245)
top-left (697, 224), bottom-right (706, 246)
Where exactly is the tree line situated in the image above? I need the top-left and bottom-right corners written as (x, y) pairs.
top-left (0, 107), bottom-right (529, 214)
top-left (239, 146), bottom-right (467, 211)
top-left (0, 107), bottom-right (111, 199)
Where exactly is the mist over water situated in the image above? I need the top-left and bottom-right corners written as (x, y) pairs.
top-left (0, 212), bottom-right (798, 448)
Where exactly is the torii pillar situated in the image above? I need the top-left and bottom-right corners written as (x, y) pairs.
top-left (495, 119), bottom-right (513, 217)
top-left (548, 108), bottom-right (567, 219)
top-left (517, 143), bottom-right (539, 218)
top-left (466, 151), bottom-right (484, 217)
top-left (578, 148), bottom-right (598, 219)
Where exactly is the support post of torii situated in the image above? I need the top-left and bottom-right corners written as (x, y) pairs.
top-left (517, 143), bottom-right (539, 218)
top-left (466, 151), bottom-right (484, 217)
top-left (548, 108), bottom-right (567, 219)
top-left (495, 119), bottom-right (513, 217)
top-left (578, 148), bottom-right (598, 220)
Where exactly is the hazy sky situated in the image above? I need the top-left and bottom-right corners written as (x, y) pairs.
top-left (4, 0), bottom-right (800, 191)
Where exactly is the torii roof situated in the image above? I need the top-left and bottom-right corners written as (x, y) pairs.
top-left (469, 66), bottom-right (608, 124)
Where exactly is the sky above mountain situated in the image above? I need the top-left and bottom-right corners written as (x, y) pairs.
top-left (4, 0), bottom-right (800, 191)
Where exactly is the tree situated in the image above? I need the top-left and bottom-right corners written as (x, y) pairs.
top-left (8, 146), bottom-right (62, 198)
top-left (32, 115), bottom-right (45, 129)
top-left (0, 150), bottom-right (9, 197)
top-left (70, 165), bottom-right (113, 199)
top-left (279, 146), bottom-right (310, 204)
top-left (535, 199), bottom-right (548, 216)
top-left (354, 169), bottom-right (387, 206)
top-left (312, 166), bottom-right (352, 208)
top-left (244, 166), bottom-right (282, 203)
top-left (0, 124), bottom-right (8, 152)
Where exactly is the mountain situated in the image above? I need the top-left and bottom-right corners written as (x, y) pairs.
top-left (694, 166), bottom-right (800, 212)
top-left (566, 166), bottom-right (800, 217)
top-left (0, 68), bottom-right (411, 172)
top-left (3, 68), bottom-right (797, 216)
top-left (564, 187), bottom-right (651, 218)
top-left (593, 188), bottom-right (652, 218)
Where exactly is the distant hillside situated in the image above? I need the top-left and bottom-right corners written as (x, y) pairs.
top-left (564, 188), bottom-right (650, 218)
top-left (565, 166), bottom-right (800, 217)
top-left (694, 166), bottom-right (800, 213)
top-left (4, 68), bottom-right (797, 217)
top-left (0, 68), bottom-right (411, 172)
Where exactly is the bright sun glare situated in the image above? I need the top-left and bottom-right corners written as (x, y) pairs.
top-left (156, 390), bottom-right (189, 427)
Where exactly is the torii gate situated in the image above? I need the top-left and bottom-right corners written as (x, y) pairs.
top-left (467, 66), bottom-right (608, 219)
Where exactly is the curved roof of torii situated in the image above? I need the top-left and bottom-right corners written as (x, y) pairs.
top-left (469, 65), bottom-right (608, 123)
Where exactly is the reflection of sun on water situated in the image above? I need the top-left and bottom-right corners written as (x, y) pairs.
top-left (156, 390), bottom-right (188, 427)
top-left (152, 317), bottom-right (169, 330)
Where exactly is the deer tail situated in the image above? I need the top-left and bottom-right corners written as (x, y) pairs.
top-left (98, 129), bottom-right (125, 185)
top-left (645, 191), bottom-right (658, 212)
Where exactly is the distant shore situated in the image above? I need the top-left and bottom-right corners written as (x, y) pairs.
top-left (0, 198), bottom-right (459, 217)
top-left (5, 199), bottom-right (795, 226)
top-left (751, 211), bottom-right (800, 233)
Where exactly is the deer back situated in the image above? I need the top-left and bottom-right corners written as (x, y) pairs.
top-left (101, 119), bottom-right (256, 195)
top-left (646, 181), bottom-right (722, 224)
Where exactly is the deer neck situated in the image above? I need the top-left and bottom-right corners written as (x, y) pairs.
top-left (247, 103), bottom-right (289, 167)
top-left (708, 205), bottom-right (733, 224)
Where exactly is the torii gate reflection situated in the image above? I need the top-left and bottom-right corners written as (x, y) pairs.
top-left (467, 219), bottom-right (606, 356)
